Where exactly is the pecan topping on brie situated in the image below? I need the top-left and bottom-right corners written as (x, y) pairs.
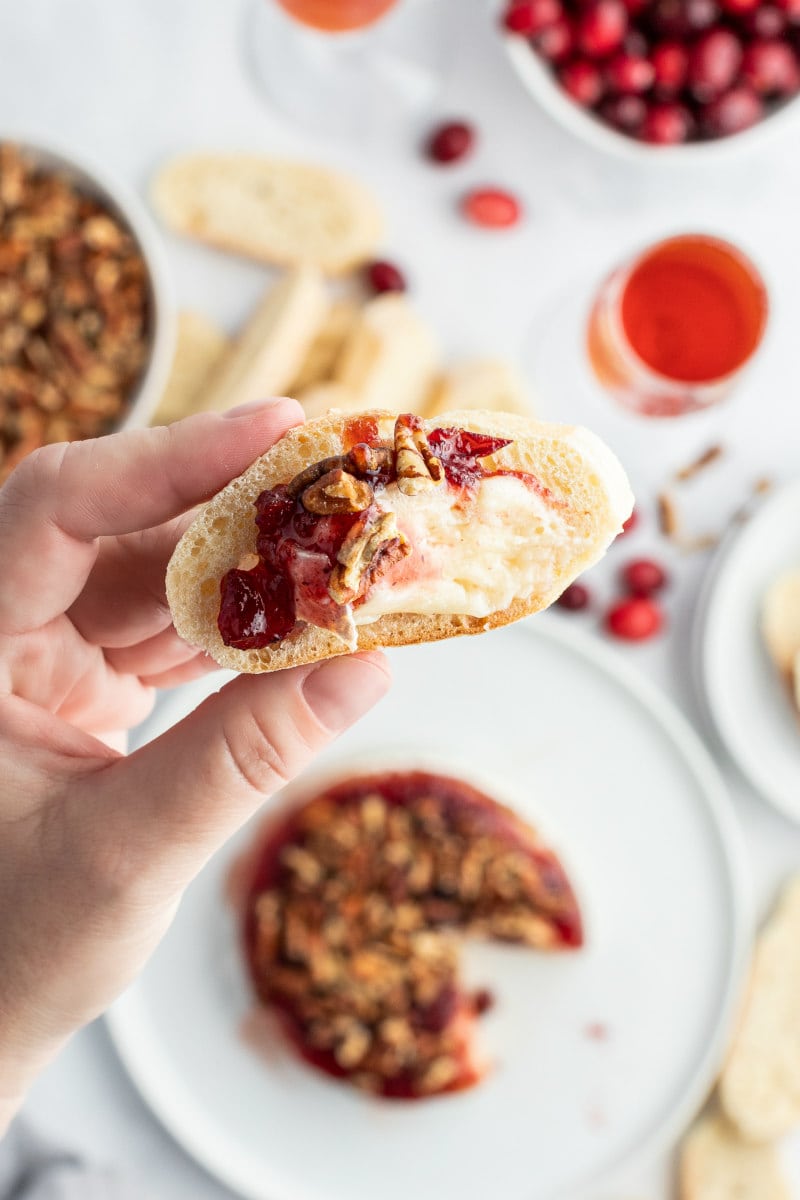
top-left (286, 454), bottom-right (353, 498)
top-left (394, 414), bottom-right (444, 496)
top-left (329, 510), bottom-right (410, 605)
top-left (301, 468), bottom-right (373, 515)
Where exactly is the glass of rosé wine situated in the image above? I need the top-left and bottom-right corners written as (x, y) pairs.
top-left (248, 0), bottom-right (447, 136)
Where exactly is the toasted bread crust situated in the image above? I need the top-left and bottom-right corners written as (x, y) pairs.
top-left (166, 409), bottom-right (632, 673)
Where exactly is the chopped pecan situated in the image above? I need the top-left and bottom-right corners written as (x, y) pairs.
top-left (328, 510), bottom-right (410, 605)
top-left (286, 455), bottom-right (351, 498)
top-left (301, 468), bottom-right (373, 515)
top-left (394, 413), bottom-right (444, 496)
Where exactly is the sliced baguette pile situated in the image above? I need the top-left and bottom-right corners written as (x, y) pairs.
top-left (149, 152), bottom-right (536, 425)
top-left (677, 876), bottom-right (800, 1200)
top-left (166, 408), bottom-right (631, 674)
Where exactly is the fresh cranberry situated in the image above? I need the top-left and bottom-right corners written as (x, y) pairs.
top-left (534, 16), bottom-right (575, 60)
top-left (559, 58), bottom-right (606, 105)
top-left (650, 41), bottom-right (689, 96)
top-left (366, 259), bottom-right (407, 294)
top-left (620, 558), bottom-right (669, 595)
top-left (720, 0), bottom-right (759, 10)
top-left (700, 85), bottom-right (764, 135)
top-left (621, 508), bottom-right (639, 535)
top-left (743, 5), bottom-right (787, 37)
top-left (651, 0), bottom-right (719, 36)
top-left (742, 40), bottom-right (800, 95)
top-left (557, 582), bottom-right (592, 610)
top-left (624, 29), bottom-right (649, 56)
top-left (776, 0), bottom-right (800, 18)
top-left (502, 0), bottom-right (562, 34)
top-left (461, 187), bottom-right (522, 228)
top-left (606, 595), bottom-right (664, 640)
top-left (606, 51), bottom-right (656, 93)
top-left (426, 120), bottom-right (476, 164)
top-left (576, 0), bottom-right (628, 57)
top-left (622, 0), bottom-right (648, 14)
top-left (640, 100), bottom-right (693, 142)
top-left (599, 92), bottom-right (648, 132)
top-left (688, 29), bottom-right (743, 100)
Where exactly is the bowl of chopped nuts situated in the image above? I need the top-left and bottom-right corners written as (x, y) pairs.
top-left (0, 136), bottom-right (174, 482)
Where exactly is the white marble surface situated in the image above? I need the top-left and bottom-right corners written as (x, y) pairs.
top-left (4, 0), bottom-right (800, 1195)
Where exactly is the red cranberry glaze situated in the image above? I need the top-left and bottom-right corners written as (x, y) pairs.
top-left (502, 0), bottom-right (800, 142)
top-left (217, 420), bottom-right (534, 651)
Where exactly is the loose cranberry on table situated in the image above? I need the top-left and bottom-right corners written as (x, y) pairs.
top-left (461, 188), bottom-right (522, 228)
top-left (606, 595), bottom-right (664, 640)
top-left (557, 581), bottom-right (592, 610)
top-left (426, 121), bottom-right (476, 164)
top-left (620, 558), bottom-right (669, 595)
top-left (366, 259), bottom-right (407, 294)
top-left (620, 507), bottom-right (639, 535)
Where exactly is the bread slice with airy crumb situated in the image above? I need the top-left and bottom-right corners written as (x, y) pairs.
top-left (166, 409), bottom-right (633, 673)
top-left (679, 1112), bottom-right (789, 1200)
top-left (150, 312), bottom-right (231, 425)
top-left (719, 875), bottom-right (800, 1142)
top-left (297, 384), bottom-right (361, 422)
top-left (202, 267), bottom-right (328, 414)
top-left (151, 154), bottom-right (383, 275)
top-left (291, 299), bottom-right (360, 394)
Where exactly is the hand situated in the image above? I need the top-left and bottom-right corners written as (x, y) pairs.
top-left (0, 398), bottom-right (390, 1129)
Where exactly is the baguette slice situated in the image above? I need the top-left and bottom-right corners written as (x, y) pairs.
top-left (202, 267), bottom-right (328, 414)
top-left (167, 409), bottom-right (633, 673)
top-left (719, 875), bottom-right (800, 1142)
top-left (679, 1113), bottom-right (790, 1200)
top-left (424, 358), bottom-right (535, 419)
top-left (794, 650), bottom-right (800, 712)
top-left (291, 299), bottom-right (360, 393)
top-left (297, 384), bottom-right (361, 422)
top-left (150, 311), bottom-right (231, 425)
top-left (762, 569), bottom-right (800, 678)
top-left (152, 154), bottom-right (383, 274)
top-left (332, 294), bottom-right (438, 414)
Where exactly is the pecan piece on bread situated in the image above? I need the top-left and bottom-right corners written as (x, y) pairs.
top-left (301, 468), bottom-right (373, 515)
top-left (394, 414), bottom-right (443, 496)
top-left (329, 510), bottom-right (410, 605)
top-left (286, 454), bottom-right (353, 498)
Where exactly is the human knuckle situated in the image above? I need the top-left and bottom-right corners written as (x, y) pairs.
top-left (220, 710), bottom-right (311, 797)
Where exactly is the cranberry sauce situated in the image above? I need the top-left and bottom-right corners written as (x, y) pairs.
top-left (218, 421), bottom-right (528, 651)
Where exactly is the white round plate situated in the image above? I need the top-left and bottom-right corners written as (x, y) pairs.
top-left (108, 620), bottom-right (750, 1200)
top-left (695, 478), bottom-right (800, 823)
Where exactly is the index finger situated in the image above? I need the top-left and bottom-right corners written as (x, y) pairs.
top-left (0, 397), bottom-right (302, 635)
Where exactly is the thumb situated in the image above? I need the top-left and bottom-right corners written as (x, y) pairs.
top-left (88, 653), bottom-right (390, 891)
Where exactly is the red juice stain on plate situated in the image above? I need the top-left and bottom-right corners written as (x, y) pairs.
top-left (620, 235), bottom-right (767, 383)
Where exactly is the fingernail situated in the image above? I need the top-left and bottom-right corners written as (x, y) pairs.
top-left (223, 397), bottom-right (290, 419)
top-left (303, 655), bottom-right (390, 733)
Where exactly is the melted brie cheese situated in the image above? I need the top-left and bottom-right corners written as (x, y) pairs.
top-left (355, 475), bottom-right (590, 624)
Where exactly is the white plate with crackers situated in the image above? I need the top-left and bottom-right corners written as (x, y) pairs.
top-left (108, 620), bottom-right (750, 1200)
top-left (694, 478), bottom-right (800, 823)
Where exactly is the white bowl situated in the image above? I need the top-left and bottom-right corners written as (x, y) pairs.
top-left (503, 31), bottom-right (800, 165)
top-left (3, 132), bottom-right (175, 429)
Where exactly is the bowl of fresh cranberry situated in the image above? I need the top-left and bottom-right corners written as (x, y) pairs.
top-left (500, 0), bottom-right (800, 158)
